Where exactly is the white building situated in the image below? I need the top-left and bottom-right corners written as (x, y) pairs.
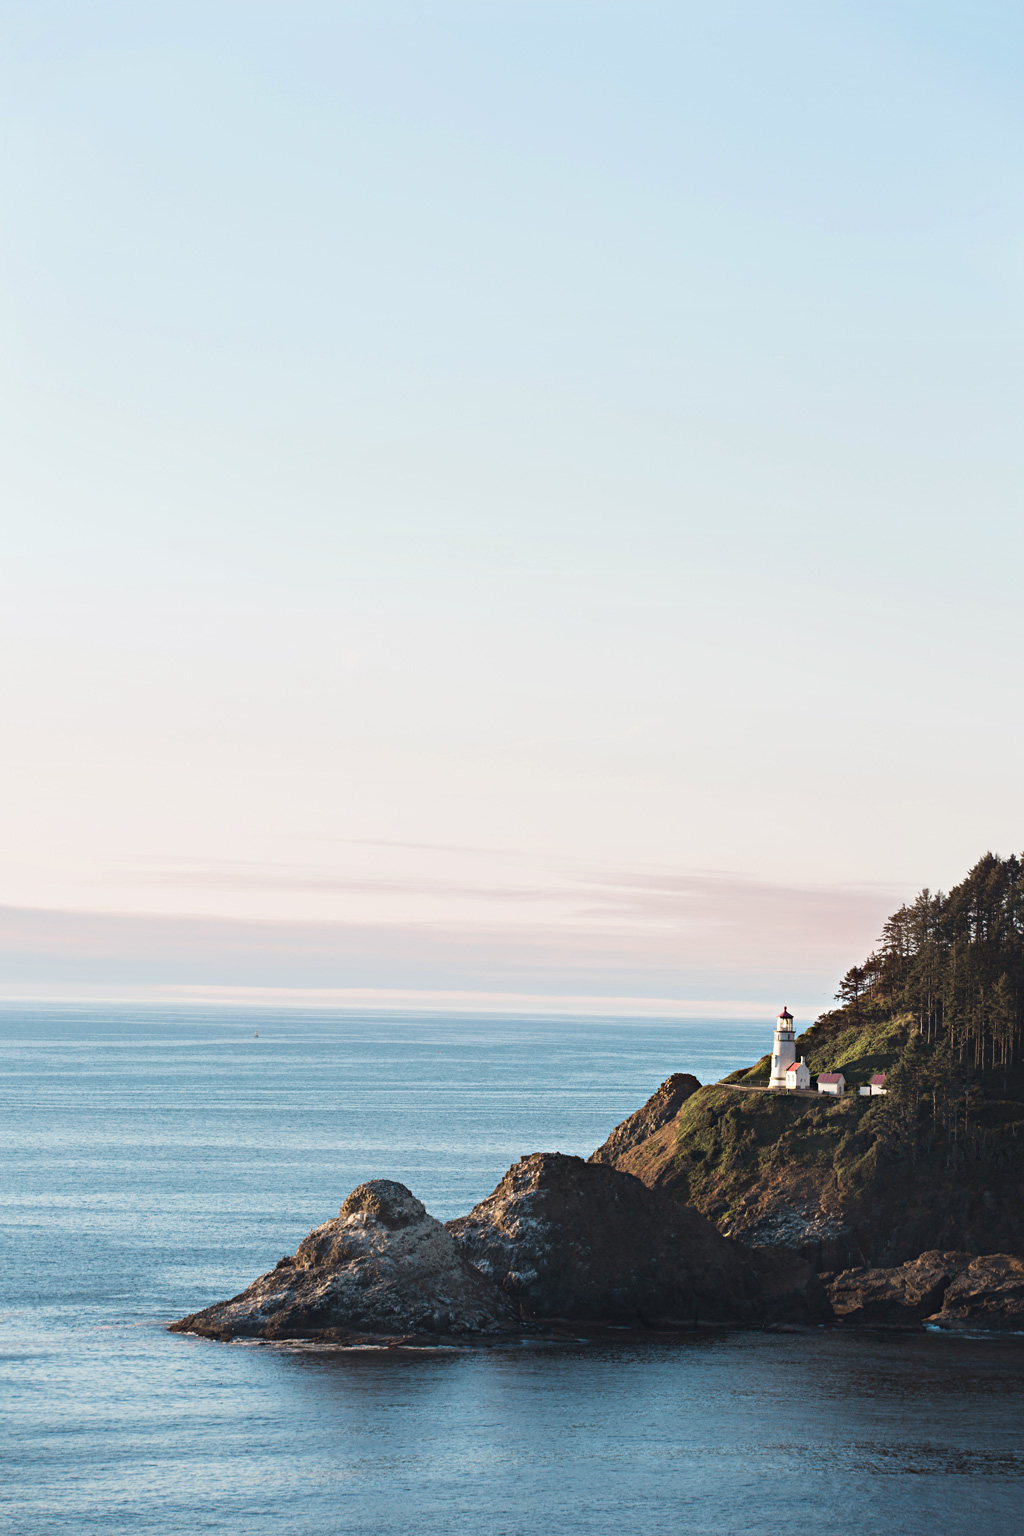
top-left (817, 1071), bottom-right (846, 1096)
top-left (768, 1007), bottom-right (798, 1089)
top-left (785, 1057), bottom-right (811, 1090)
top-left (869, 1072), bottom-right (887, 1095)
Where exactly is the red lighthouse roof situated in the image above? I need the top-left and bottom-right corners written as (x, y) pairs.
top-left (778, 1007), bottom-right (793, 1021)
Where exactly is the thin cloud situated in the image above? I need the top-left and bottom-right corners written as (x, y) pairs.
top-left (130, 866), bottom-right (559, 904)
top-left (0, 860), bottom-right (902, 1007)
top-left (113, 857), bottom-right (903, 931)
top-left (572, 866), bottom-right (903, 936)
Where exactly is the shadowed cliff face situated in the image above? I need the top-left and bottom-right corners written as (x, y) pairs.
top-left (446, 1152), bottom-right (764, 1326)
top-left (169, 1180), bottom-right (517, 1343)
top-left (167, 1161), bottom-right (1023, 1342)
top-left (168, 1165), bottom-right (799, 1343)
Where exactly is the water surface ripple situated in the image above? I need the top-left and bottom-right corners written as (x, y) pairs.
top-left (2, 1007), bottom-right (1021, 1534)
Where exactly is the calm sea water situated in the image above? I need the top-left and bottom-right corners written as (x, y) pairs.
top-left (2, 1006), bottom-right (1022, 1535)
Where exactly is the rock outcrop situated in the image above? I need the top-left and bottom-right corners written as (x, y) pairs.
top-left (169, 1180), bottom-right (518, 1344)
top-left (933, 1253), bottom-right (1024, 1329)
top-left (584, 986), bottom-right (1024, 1271)
top-left (825, 1250), bottom-right (1024, 1329)
top-left (825, 1250), bottom-right (973, 1326)
top-left (743, 1246), bottom-right (833, 1325)
top-left (588, 1074), bottom-right (701, 1170)
top-left (447, 1152), bottom-right (762, 1326)
top-left (169, 1167), bottom-right (1024, 1344)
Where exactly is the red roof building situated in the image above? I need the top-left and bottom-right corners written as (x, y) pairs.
top-left (817, 1071), bottom-right (846, 1096)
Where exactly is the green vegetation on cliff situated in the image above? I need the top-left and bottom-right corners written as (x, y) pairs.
top-left (731, 1005), bottom-right (905, 1087)
top-left (668, 1019), bottom-right (1024, 1266)
top-left (840, 851), bottom-right (1024, 1071)
top-left (622, 854), bottom-right (1024, 1269)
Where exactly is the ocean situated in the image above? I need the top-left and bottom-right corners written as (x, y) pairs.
top-left (2, 1006), bottom-right (1021, 1535)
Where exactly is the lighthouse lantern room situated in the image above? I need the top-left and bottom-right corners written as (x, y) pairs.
top-left (768, 1007), bottom-right (797, 1089)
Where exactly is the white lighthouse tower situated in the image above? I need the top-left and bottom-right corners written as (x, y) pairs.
top-left (768, 1006), bottom-right (797, 1089)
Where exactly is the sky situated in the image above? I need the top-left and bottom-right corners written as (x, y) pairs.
top-left (2, 1), bottom-right (1023, 1015)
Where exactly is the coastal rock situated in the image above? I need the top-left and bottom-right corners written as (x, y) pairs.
top-left (827, 1249), bottom-right (1024, 1329)
top-left (447, 1151), bottom-right (761, 1326)
top-left (930, 1253), bottom-right (1024, 1330)
top-left (169, 1180), bottom-right (518, 1343)
top-left (725, 1176), bottom-right (857, 1270)
top-left (588, 1074), bottom-right (701, 1169)
top-left (744, 1247), bottom-right (834, 1325)
top-left (826, 1251), bottom-right (975, 1326)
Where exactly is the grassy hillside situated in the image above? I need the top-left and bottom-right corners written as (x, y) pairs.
top-left (608, 853), bottom-right (1024, 1267)
top-left (725, 1003), bottom-right (906, 1087)
top-left (613, 1001), bottom-right (1024, 1269)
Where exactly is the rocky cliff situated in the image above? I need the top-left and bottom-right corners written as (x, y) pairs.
top-left (825, 1250), bottom-right (1024, 1330)
top-left (446, 1151), bottom-right (764, 1326)
top-left (588, 1010), bottom-right (1024, 1271)
top-left (588, 1073), bottom-right (701, 1168)
top-left (170, 1180), bottom-right (517, 1344)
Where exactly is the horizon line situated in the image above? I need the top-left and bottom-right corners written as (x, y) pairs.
top-left (0, 983), bottom-right (828, 1019)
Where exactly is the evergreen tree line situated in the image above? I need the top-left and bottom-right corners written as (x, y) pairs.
top-left (868, 1034), bottom-right (989, 1163)
top-left (836, 852), bottom-right (1024, 1071)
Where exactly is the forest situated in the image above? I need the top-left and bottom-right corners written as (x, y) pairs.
top-left (836, 852), bottom-right (1024, 1071)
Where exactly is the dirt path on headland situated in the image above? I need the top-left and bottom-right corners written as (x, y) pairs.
top-left (717, 1084), bottom-right (820, 1099)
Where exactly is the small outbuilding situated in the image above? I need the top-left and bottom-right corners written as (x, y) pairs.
top-left (869, 1072), bottom-right (887, 1096)
top-left (785, 1057), bottom-right (811, 1091)
top-left (817, 1071), bottom-right (846, 1096)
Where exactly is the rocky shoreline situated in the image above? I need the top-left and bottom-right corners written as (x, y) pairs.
top-left (824, 1250), bottom-right (1024, 1330)
top-left (170, 1076), bottom-right (1024, 1346)
top-left (169, 1180), bottom-right (519, 1346)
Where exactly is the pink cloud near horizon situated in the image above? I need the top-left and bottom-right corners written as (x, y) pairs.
top-left (0, 865), bottom-right (901, 1012)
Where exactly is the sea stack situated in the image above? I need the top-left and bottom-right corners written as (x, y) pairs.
top-left (169, 1180), bottom-right (518, 1344)
top-left (447, 1152), bottom-right (762, 1326)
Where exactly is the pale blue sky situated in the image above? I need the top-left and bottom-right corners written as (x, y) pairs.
top-left (2, 2), bottom-right (1023, 1009)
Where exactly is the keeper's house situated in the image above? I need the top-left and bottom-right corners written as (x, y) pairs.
top-left (784, 1057), bottom-right (812, 1090)
top-left (817, 1071), bottom-right (846, 1096)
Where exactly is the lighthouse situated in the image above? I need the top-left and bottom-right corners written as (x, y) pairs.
top-left (768, 1006), bottom-right (797, 1089)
